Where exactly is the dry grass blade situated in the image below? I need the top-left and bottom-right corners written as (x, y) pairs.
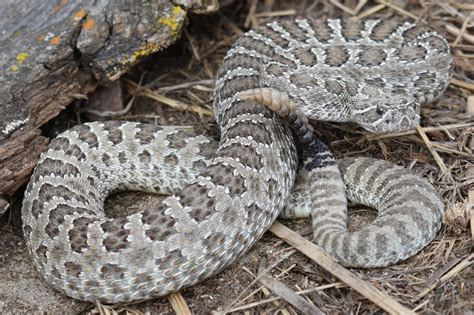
top-left (254, 9), bottom-right (296, 17)
top-left (446, 24), bottom-right (474, 44)
top-left (168, 292), bottom-right (192, 315)
top-left (452, 13), bottom-right (473, 47)
top-left (124, 79), bottom-right (213, 116)
top-left (329, 0), bottom-right (356, 15)
top-left (355, 4), bottom-right (386, 19)
top-left (450, 78), bottom-right (474, 91)
top-left (223, 249), bottom-right (296, 311)
top-left (221, 283), bottom-right (345, 313)
top-left (416, 126), bottom-right (449, 174)
top-left (269, 222), bottom-right (415, 315)
top-left (258, 274), bottom-right (324, 314)
top-left (375, 0), bottom-right (419, 20)
top-left (366, 122), bottom-right (474, 141)
top-left (415, 253), bottom-right (474, 301)
top-left (468, 163), bottom-right (474, 244)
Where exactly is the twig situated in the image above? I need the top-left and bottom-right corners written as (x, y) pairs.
top-left (168, 292), bottom-right (192, 315)
top-left (156, 79), bottom-right (214, 93)
top-left (254, 9), bottom-right (296, 18)
top-left (451, 78), bottom-right (474, 91)
top-left (375, 0), bottom-right (419, 20)
top-left (184, 28), bottom-right (201, 62)
top-left (415, 253), bottom-right (474, 301)
top-left (258, 274), bottom-right (324, 314)
top-left (446, 24), bottom-right (474, 44)
top-left (355, 4), bottom-right (386, 19)
top-left (124, 79), bottom-right (213, 116)
top-left (220, 283), bottom-right (345, 313)
top-left (223, 249), bottom-right (296, 311)
top-left (331, 122), bottom-right (474, 145)
top-left (452, 13), bottom-right (473, 47)
top-left (329, 0), bottom-right (356, 15)
top-left (468, 135), bottom-right (474, 244)
top-left (237, 262), bottom-right (296, 307)
top-left (244, 0), bottom-right (258, 29)
top-left (269, 222), bottom-right (415, 314)
top-left (416, 126), bottom-right (449, 174)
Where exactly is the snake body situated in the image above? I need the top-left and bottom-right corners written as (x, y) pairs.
top-left (22, 19), bottom-right (452, 303)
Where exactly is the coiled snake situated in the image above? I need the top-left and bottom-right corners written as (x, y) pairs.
top-left (22, 19), bottom-right (452, 303)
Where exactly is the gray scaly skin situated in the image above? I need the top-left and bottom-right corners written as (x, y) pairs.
top-left (255, 94), bottom-right (444, 267)
top-left (21, 18), bottom-right (451, 303)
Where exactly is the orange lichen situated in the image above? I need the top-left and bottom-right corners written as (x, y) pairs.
top-left (37, 34), bottom-right (46, 42)
top-left (82, 17), bottom-right (95, 31)
top-left (49, 36), bottom-right (61, 45)
top-left (74, 8), bottom-right (87, 20)
top-left (53, 0), bottom-right (69, 12)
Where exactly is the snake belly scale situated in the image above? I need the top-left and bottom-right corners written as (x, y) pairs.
top-left (21, 18), bottom-right (451, 303)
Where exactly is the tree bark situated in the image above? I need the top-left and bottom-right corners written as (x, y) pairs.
top-left (0, 0), bottom-right (191, 199)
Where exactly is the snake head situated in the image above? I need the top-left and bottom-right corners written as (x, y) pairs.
top-left (351, 95), bottom-right (421, 133)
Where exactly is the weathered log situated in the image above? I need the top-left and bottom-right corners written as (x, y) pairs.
top-left (0, 0), bottom-right (202, 202)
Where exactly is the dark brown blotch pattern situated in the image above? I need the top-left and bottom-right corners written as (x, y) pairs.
top-left (224, 53), bottom-right (263, 73)
top-left (292, 47), bottom-right (318, 66)
top-left (135, 124), bottom-right (161, 145)
top-left (64, 144), bottom-right (86, 161)
top-left (206, 163), bottom-right (245, 197)
top-left (69, 217), bottom-right (96, 253)
top-left (141, 205), bottom-right (177, 241)
top-left (76, 125), bottom-right (99, 148)
top-left (107, 128), bottom-right (123, 145)
top-left (258, 25), bottom-right (290, 48)
top-left (218, 143), bottom-right (262, 169)
top-left (265, 63), bottom-right (288, 77)
top-left (340, 19), bottom-right (364, 41)
top-left (219, 75), bottom-right (260, 100)
top-left (219, 99), bottom-right (274, 128)
top-left (370, 20), bottom-right (403, 42)
top-left (357, 48), bottom-right (387, 67)
top-left (101, 218), bottom-right (131, 252)
top-left (64, 261), bottom-right (83, 278)
top-left (306, 19), bottom-right (333, 42)
top-left (178, 184), bottom-right (217, 223)
top-left (33, 158), bottom-right (80, 182)
top-left (38, 183), bottom-right (88, 204)
top-left (47, 137), bottom-right (70, 152)
top-left (101, 263), bottom-right (125, 280)
top-left (223, 120), bottom-right (272, 145)
top-left (279, 20), bottom-right (308, 42)
top-left (45, 204), bottom-right (87, 239)
top-left (138, 150), bottom-right (151, 163)
top-left (325, 47), bottom-right (350, 67)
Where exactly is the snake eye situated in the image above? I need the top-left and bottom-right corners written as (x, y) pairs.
top-left (376, 108), bottom-right (384, 115)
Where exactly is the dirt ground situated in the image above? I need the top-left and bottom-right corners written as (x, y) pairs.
top-left (1, 0), bottom-right (473, 314)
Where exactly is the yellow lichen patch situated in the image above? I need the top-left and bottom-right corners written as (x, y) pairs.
top-left (74, 8), bottom-right (87, 20)
top-left (11, 65), bottom-right (19, 72)
top-left (159, 5), bottom-right (185, 36)
top-left (49, 36), bottom-right (61, 45)
top-left (16, 53), bottom-right (29, 64)
top-left (124, 43), bottom-right (160, 64)
top-left (82, 17), bottom-right (95, 31)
